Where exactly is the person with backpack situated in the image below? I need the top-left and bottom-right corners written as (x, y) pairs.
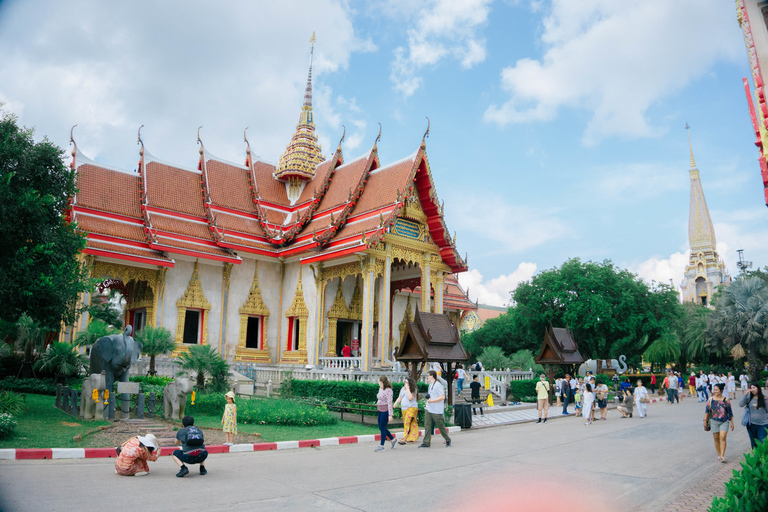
top-left (172, 416), bottom-right (208, 477)
top-left (222, 391), bottom-right (237, 446)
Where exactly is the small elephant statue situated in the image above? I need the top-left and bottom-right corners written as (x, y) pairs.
top-left (80, 373), bottom-right (107, 420)
top-left (578, 355), bottom-right (628, 376)
top-left (164, 378), bottom-right (193, 421)
top-left (89, 325), bottom-right (142, 419)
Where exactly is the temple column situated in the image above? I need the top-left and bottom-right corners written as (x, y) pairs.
top-left (361, 257), bottom-right (377, 371)
top-left (420, 253), bottom-right (431, 313)
top-left (219, 263), bottom-right (233, 357)
top-left (312, 263), bottom-right (325, 366)
top-left (379, 254), bottom-right (391, 365)
top-left (434, 271), bottom-right (445, 314)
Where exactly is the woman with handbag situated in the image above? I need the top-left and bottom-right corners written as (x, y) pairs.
top-left (634, 379), bottom-right (649, 418)
top-left (739, 384), bottom-right (768, 449)
top-left (595, 382), bottom-right (609, 421)
top-left (704, 383), bottom-right (735, 462)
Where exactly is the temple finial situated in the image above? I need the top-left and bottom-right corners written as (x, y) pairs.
top-left (422, 116), bottom-right (430, 144)
top-left (685, 122), bottom-right (696, 169)
top-left (337, 125), bottom-right (345, 152)
top-left (69, 124), bottom-right (78, 161)
top-left (303, 32), bottom-right (316, 109)
top-left (197, 126), bottom-right (204, 155)
top-left (374, 122), bottom-right (382, 149)
top-left (137, 125), bottom-right (145, 157)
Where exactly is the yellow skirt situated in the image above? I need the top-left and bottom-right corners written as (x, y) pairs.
top-left (402, 407), bottom-right (419, 442)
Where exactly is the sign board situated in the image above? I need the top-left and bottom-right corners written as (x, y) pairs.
top-left (117, 382), bottom-right (140, 394)
top-left (351, 339), bottom-right (360, 351)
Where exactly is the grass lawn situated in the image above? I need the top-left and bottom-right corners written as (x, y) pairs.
top-left (191, 414), bottom-right (381, 443)
top-left (0, 394), bottom-right (110, 449)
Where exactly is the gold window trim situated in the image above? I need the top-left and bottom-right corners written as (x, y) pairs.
top-left (282, 270), bottom-right (308, 364)
top-left (173, 261), bottom-right (212, 356)
top-left (236, 264), bottom-right (271, 363)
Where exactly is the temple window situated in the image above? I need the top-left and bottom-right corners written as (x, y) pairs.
top-left (244, 316), bottom-right (262, 349)
top-left (182, 309), bottom-right (202, 344)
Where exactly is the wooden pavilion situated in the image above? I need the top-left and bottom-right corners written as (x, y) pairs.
top-left (395, 308), bottom-right (468, 405)
top-left (534, 324), bottom-right (585, 401)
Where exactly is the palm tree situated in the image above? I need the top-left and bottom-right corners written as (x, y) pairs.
top-left (177, 345), bottom-right (229, 391)
top-left (478, 346), bottom-right (511, 371)
top-left (134, 326), bottom-right (175, 376)
top-left (15, 313), bottom-right (46, 375)
top-left (705, 277), bottom-right (768, 384)
top-left (34, 343), bottom-right (89, 383)
top-left (74, 320), bottom-right (119, 347)
top-left (675, 302), bottom-right (711, 371)
top-left (643, 333), bottom-right (681, 370)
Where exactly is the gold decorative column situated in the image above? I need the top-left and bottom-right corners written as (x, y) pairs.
top-left (361, 257), bottom-right (377, 371)
top-left (312, 263), bottom-right (325, 366)
top-left (219, 263), bottom-right (233, 357)
top-left (326, 280), bottom-right (349, 356)
top-left (420, 252), bottom-right (431, 313)
top-left (433, 271), bottom-right (445, 314)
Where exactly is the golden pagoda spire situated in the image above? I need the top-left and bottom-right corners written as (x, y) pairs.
top-left (274, 31), bottom-right (324, 182)
top-left (685, 122), bottom-right (696, 169)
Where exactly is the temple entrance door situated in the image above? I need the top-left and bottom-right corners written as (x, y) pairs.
top-left (337, 320), bottom-right (353, 356)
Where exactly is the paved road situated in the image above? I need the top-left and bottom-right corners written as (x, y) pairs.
top-left (0, 396), bottom-right (751, 512)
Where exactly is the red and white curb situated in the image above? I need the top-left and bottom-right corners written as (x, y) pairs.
top-left (0, 427), bottom-right (462, 461)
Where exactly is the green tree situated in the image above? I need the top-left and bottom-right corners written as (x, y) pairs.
top-left (463, 306), bottom-right (537, 359)
top-left (134, 326), bottom-right (175, 376)
top-left (509, 349), bottom-right (545, 374)
top-left (0, 108), bottom-right (92, 331)
top-left (674, 302), bottom-right (711, 371)
top-left (477, 346), bottom-right (511, 371)
top-left (34, 342), bottom-right (88, 383)
top-left (15, 313), bottom-right (46, 369)
top-left (642, 334), bottom-right (681, 371)
top-left (509, 258), bottom-right (681, 363)
top-left (87, 292), bottom-right (123, 329)
top-left (705, 277), bottom-right (768, 383)
top-left (177, 344), bottom-right (229, 391)
top-left (73, 319), bottom-right (119, 347)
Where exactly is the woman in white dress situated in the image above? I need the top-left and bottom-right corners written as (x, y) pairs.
top-left (727, 372), bottom-right (736, 400)
top-left (634, 379), bottom-right (649, 418)
top-left (582, 383), bottom-right (595, 425)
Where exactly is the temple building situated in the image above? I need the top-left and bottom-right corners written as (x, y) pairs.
top-left (736, 0), bottom-right (768, 207)
top-left (679, 126), bottom-right (731, 307)
top-left (62, 37), bottom-right (474, 370)
top-left (460, 304), bottom-right (507, 333)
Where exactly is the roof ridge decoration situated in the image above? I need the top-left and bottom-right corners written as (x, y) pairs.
top-left (274, 32), bottom-right (325, 181)
top-left (197, 127), bottom-right (226, 245)
top-left (314, 133), bottom-right (380, 248)
top-left (137, 125), bottom-right (157, 246)
top-left (69, 125), bottom-right (78, 170)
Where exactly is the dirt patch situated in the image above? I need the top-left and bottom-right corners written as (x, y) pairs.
top-left (61, 422), bottom-right (81, 427)
top-left (83, 420), bottom-right (261, 448)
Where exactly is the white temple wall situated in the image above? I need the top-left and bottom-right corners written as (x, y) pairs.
top-left (303, 264), bottom-right (318, 364)
top-left (224, 258), bottom-right (254, 357)
top-left (197, 260), bottom-right (223, 353)
top-left (161, 259), bottom-right (194, 337)
top-left (256, 259), bottom-right (283, 362)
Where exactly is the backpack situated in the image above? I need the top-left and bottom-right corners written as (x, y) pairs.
top-left (186, 426), bottom-right (204, 447)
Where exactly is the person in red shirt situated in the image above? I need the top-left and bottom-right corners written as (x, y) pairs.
top-left (650, 373), bottom-right (656, 394)
top-left (341, 345), bottom-right (351, 357)
top-left (689, 373), bottom-right (697, 397)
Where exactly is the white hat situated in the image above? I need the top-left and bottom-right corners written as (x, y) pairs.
top-left (137, 433), bottom-right (157, 450)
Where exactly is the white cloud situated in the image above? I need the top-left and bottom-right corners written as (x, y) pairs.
top-left (0, 0), bottom-right (370, 169)
top-left (388, 0), bottom-right (492, 96)
top-left (631, 252), bottom-right (689, 288)
top-left (485, 0), bottom-right (742, 145)
top-left (458, 263), bottom-right (537, 307)
top-left (596, 163), bottom-right (687, 201)
top-left (446, 192), bottom-right (569, 255)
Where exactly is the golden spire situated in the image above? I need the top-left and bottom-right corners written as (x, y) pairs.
top-left (685, 122), bottom-right (696, 169)
top-left (274, 31), bottom-right (324, 181)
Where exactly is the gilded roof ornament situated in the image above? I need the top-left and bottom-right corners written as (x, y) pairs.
top-left (69, 124), bottom-right (78, 163)
top-left (685, 122), bottom-right (696, 169)
top-left (137, 125), bottom-right (145, 157)
top-left (422, 116), bottom-right (430, 145)
top-left (197, 126), bottom-right (204, 156)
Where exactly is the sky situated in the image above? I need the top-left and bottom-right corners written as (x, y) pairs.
top-left (1, 0), bottom-right (765, 307)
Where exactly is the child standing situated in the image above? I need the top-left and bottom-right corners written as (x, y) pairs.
top-left (222, 390), bottom-right (237, 446)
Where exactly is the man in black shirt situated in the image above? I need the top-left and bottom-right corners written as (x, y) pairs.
top-left (469, 375), bottom-right (483, 416)
top-left (172, 416), bottom-right (208, 477)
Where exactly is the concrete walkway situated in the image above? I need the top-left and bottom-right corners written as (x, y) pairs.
top-left (0, 395), bottom-right (751, 512)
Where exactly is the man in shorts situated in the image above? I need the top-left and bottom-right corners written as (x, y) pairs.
top-left (172, 416), bottom-right (208, 477)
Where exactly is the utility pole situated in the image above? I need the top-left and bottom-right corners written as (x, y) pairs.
top-left (737, 249), bottom-right (753, 275)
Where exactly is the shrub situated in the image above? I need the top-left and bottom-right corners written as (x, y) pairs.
top-left (186, 394), bottom-right (337, 426)
top-left (33, 342), bottom-right (88, 382)
top-left (709, 439), bottom-right (768, 511)
top-left (130, 375), bottom-right (173, 386)
top-left (283, 379), bottom-right (428, 403)
top-left (0, 412), bottom-right (17, 439)
top-left (0, 377), bottom-right (59, 395)
top-left (478, 346), bottom-right (511, 371)
top-left (0, 390), bottom-right (22, 415)
top-left (507, 379), bottom-right (538, 402)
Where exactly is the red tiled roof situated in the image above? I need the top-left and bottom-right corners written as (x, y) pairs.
top-left (145, 162), bottom-right (206, 217)
top-left (251, 161), bottom-right (288, 206)
top-left (76, 214), bottom-right (145, 242)
top-left (213, 210), bottom-right (266, 237)
top-left (151, 214), bottom-right (211, 240)
top-left (354, 160), bottom-right (414, 215)
top-left (205, 159), bottom-right (254, 213)
top-left (76, 165), bottom-right (142, 218)
top-left (85, 239), bottom-right (172, 262)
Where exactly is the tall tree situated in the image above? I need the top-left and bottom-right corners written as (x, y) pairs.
top-left (509, 258), bottom-right (681, 362)
top-left (675, 302), bottom-right (711, 371)
top-left (0, 109), bottom-right (92, 330)
top-left (705, 277), bottom-right (768, 383)
top-left (134, 326), bottom-right (175, 376)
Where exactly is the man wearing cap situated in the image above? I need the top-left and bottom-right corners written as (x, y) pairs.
top-left (172, 415), bottom-right (208, 477)
top-left (115, 433), bottom-right (159, 476)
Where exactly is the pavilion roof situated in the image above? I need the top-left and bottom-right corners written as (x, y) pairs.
top-left (534, 325), bottom-right (585, 365)
top-left (395, 309), bottom-right (469, 363)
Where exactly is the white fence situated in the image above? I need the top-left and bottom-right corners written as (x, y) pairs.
top-left (318, 357), bottom-right (362, 370)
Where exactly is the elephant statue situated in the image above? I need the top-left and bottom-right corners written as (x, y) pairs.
top-left (163, 377), bottom-right (194, 421)
top-left (80, 372), bottom-right (107, 420)
top-left (578, 355), bottom-right (628, 376)
top-left (89, 325), bottom-right (142, 419)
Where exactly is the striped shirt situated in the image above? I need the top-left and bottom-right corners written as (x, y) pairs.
top-left (115, 437), bottom-right (158, 476)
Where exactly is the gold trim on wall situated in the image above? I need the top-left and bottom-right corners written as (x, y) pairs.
top-left (173, 261), bottom-right (212, 356)
top-left (235, 263), bottom-right (272, 363)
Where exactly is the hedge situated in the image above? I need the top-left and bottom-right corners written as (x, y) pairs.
top-left (186, 393), bottom-right (337, 427)
top-left (507, 379), bottom-right (537, 402)
top-left (709, 439), bottom-right (768, 511)
top-left (283, 379), bottom-right (428, 403)
top-left (0, 377), bottom-right (60, 395)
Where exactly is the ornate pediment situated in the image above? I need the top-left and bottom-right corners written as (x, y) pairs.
top-left (177, 261), bottom-right (211, 311)
top-left (348, 280), bottom-right (363, 320)
top-left (285, 271), bottom-right (309, 318)
top-left (328, 283), bottom-right (350, 319)
top-left (239, 264), bottom-right (270, 317)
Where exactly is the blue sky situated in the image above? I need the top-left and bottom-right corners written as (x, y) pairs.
top-left (0, 0), bottom-right (765, 306)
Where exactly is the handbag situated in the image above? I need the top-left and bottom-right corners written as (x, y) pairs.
top-left (742, 398), bottom-right (752, 427)
top-left (704, 411), bottom-right (711, 431)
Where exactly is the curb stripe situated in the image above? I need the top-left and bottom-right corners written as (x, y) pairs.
top-left (52, 448), bottom-right (85, 459)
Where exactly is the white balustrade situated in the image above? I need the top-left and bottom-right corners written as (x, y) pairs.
top-left (319, 357), bottom-right (362, 370)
